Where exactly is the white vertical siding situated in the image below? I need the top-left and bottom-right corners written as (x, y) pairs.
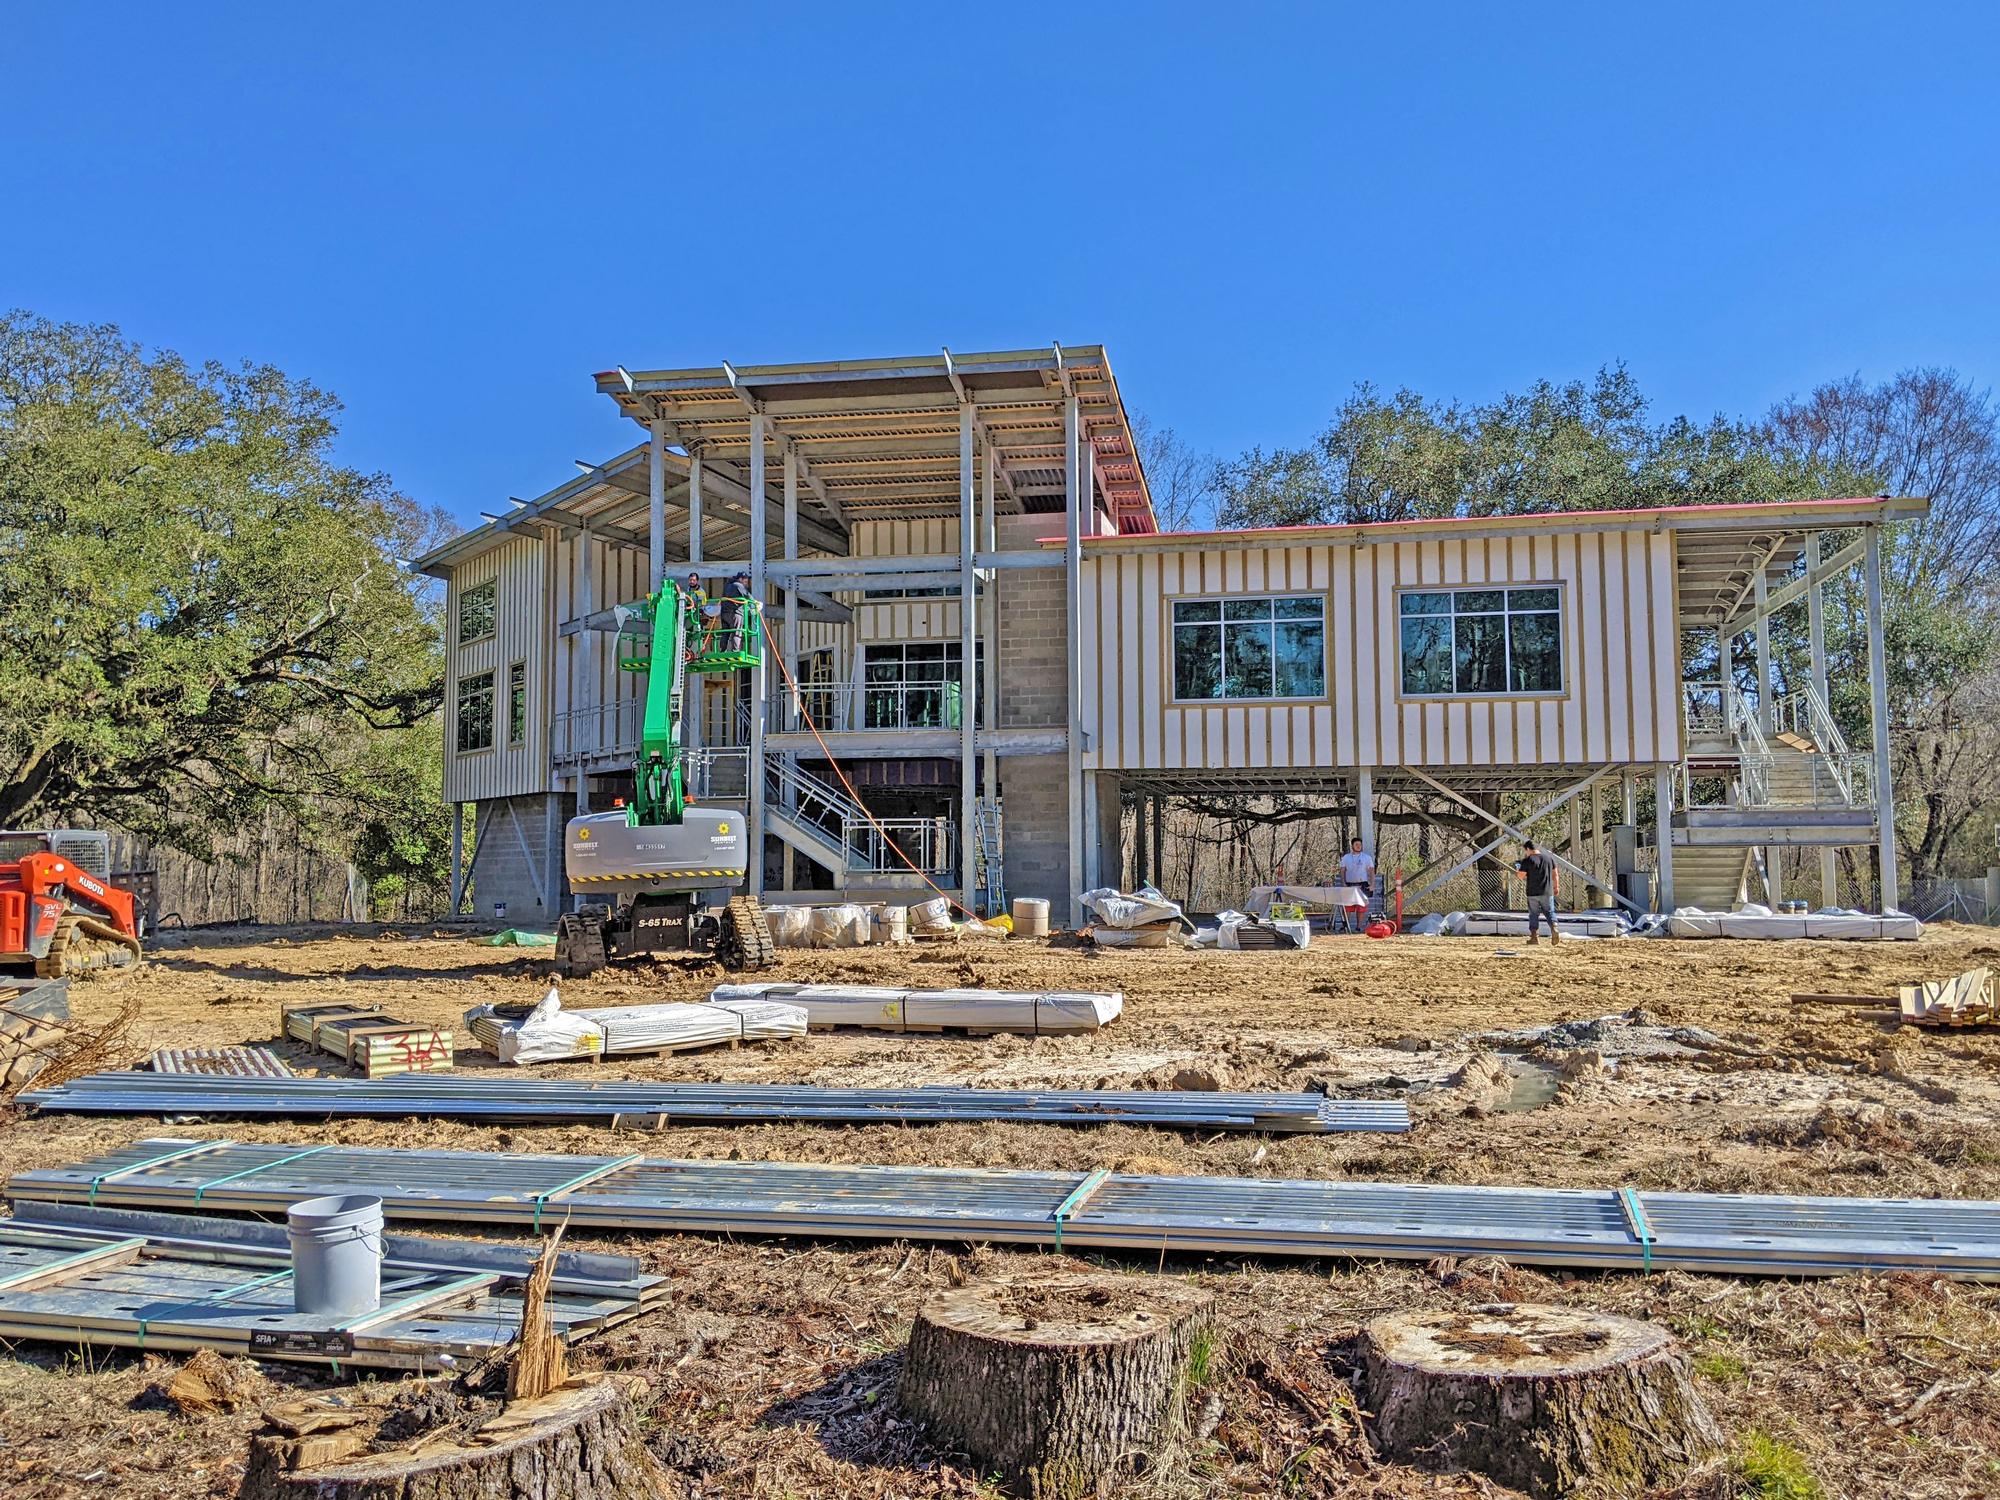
top-left (1081, 525), bottom-right (1677, 772)
top-left (442, 536), bottom-right (551, 803)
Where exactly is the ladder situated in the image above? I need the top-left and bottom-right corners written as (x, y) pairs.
top-left (973, 800), bottom-right (1005, 917)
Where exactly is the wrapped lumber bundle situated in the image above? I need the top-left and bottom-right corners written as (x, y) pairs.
top-left (466, 990), bottom-right (806, 1063)
top-left (711, 982), bottom-right (1122, 1035)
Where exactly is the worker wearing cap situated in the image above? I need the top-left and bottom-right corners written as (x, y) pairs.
top-left (1515, 839), bottom-right (1561, 945)
top-left (721, 571), bottom-right (753, 652)
top-left (1337, 838), bottom-right (1375, 934)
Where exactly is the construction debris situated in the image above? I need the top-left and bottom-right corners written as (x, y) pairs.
top-left (20, 1138), bottom-right (1999, 1281)
top-left (0, 976), bottom-right (69, 1091)
top-left (21, 1075), bottom-right (1407, 1134)
top-left (464, 987), bottom-right (806, 1062)
top-left (282, 1001), bottom-right (453, 1077)
top-left (0, 1201), bottom-right (666, 1369)
top-left (1791, 966), bottom-right (1995, 1027)
top-left (150, 1045), bottom-right (293, 1078)
top-left (712, 980), bottom-right (1122, 1034)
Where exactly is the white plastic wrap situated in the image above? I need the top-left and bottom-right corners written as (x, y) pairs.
top-left (1079, 886), bottom-right (1185, 930)
top-left (807, 903), bottom-right (873, 949)
top-left (906, 897), bottom-right (954, 936)
top-left (1664, 907), bottom-right (1923, 940)
top-left (467, 992), bottom-right (808, 1063)
top-left (766, 905), bottom-right (814, 949)
top-left (711, 982), bottom-right (1123, 1034)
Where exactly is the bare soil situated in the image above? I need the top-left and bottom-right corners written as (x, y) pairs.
top-left (2, 923), bottom-right (1998, 1498)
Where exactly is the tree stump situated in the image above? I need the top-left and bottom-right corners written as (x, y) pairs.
top-left (1361, 1303), bottom-right (1724, 1498)
top-left (239, 1377), bottom-right (671, 1500)
top-left (898, 1274), bottom-right (1215, 1499)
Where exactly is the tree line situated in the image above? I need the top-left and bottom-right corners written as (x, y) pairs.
top-left (0, 311), bottom-right (456, 917)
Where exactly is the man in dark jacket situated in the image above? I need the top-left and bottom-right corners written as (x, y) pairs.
top-left (1514, 840), bottom-right (1560, 945)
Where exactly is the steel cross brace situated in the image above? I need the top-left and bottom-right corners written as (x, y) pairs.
top-left (1399, 766), bottom-right (1641, 913)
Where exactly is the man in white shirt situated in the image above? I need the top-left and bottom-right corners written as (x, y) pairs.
top-left (1337, 838), bottom-right (1375, 934)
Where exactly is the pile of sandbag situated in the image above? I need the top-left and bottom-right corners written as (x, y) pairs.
top-left (1080, 886), bottom-right (1190, 948)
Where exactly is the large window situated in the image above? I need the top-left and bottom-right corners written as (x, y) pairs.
top-left (1399, 586), bottom-right (1563, 696)
top-left (862, 643), bottom-right (981, 729)
top-left (1172, 595), bottom-right (1326, 701)
top-left (456, 670), bottom-right (495, 753)
top-left (506, 662), bottom-right (527, 748)
top-left (457, 581), bottom-right (496, 644)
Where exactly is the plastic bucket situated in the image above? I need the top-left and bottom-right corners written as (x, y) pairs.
top-left (288, 1194), bottom-right (385, 1317)
top-left (1012, 897), bottom-right (1051, 938)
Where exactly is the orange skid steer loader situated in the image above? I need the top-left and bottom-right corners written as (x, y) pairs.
top-left (0, 831), bottom-right (144, 978)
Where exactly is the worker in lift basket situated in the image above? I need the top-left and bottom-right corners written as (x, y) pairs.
top-left (1514, 839), bottom-right (1561, 945)
top-left (721, 570), bottom-right (753, 651)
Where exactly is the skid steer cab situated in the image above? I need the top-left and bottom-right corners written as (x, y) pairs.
top-left (0, 830), bottom-right (145, 978)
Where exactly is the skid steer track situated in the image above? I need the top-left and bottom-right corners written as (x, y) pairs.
top-left (36, 915), bottom-right (142, 979)
top-left (717, 895), bottom-right (778, 970)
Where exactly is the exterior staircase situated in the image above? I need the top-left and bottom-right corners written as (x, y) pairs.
top-left (1669, 684), bottom-right (1875, 906)
top-left (763, 758), bottom-right (939, 893)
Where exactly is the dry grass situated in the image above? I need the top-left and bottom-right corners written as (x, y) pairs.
top-left (1, 922), bottom-right (1997, 1498)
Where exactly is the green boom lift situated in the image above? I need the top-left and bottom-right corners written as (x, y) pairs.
top-left (555, 580), bottom-right (777, 975)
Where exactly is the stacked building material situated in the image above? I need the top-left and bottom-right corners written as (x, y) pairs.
top-left (20, 1074), bottom-right (1406, 1134)
top-left (464, 995), bottom-right (807, 1063)
top-left (0, 1200), bottom-right (665, 1369)
top-left (711, 982), bottom-right (1122, 1034)
top-left (17, 1139), bottom-right (1998, 1281)
top-left (281, 1002), bottom-right (453, 1077)
top-left (149, 1046), bottom-right (293, 1078)
top-left (0, 977), bottom-right (68, 1091)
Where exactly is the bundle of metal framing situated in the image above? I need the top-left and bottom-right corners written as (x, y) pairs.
top-left (281, 1002), bottom-right (454, 1077)
top-left (711, 982), bottom-right (1123, 1034)
top-left (17, 1139), bottom-right (1998, 1280)
top-left (0, 1199), bottom-right (666, 1369)
top-left (464, 996), bottom-right (808, 1063)
top-left (20, 1074), bottom-right (1407, 1134)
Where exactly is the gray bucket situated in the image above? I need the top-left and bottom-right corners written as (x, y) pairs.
top-left (287, 1193), bottom-right (384, 1317)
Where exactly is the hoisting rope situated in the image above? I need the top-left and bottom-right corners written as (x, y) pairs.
top-left (766, 641), bottom-right (984, 923)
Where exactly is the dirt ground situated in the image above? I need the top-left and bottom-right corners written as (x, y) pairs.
top-left (2, 923), bottom-right (1998, 1499)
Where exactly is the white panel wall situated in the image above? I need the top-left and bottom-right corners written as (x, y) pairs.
top-left (1079, 526), bottom-right (1678, 772)
top-left (442, 536), bottom-right (551, 803)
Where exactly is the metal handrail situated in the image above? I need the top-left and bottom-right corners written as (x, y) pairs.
top-left (768, 678), bottom-right (977, 733)
top-left (843, 816), bottom-right (954, 875)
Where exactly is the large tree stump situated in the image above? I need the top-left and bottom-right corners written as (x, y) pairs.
top-left (899, 1274), bottom-right (1215, 1499)
top-left (239, 1377), bottom-right (671, 1500)
top-left (1361, 1303), bottom-right (1724, 1497)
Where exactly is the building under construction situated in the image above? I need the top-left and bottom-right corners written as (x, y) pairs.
top-left (410, 345), bottom-right (1923, 926)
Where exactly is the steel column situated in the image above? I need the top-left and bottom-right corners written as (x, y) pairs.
top-left (1807, 532), bottom-right (1837, 907)
top-left (1357, 767), bottom-right (1375, 863)
top-left (448, 804), bottom-right (464, 915)
top-left (1864, 525), bottom-right (1898, 911)
top-left (647, 418), bottom-right (666, 589)
top-left (747, 416), bottom-right (767, 896)
top-left (1654, 763), bottom-right (1675, 911)
top-left (981, 442), bottom-right (999, 810)
top-left (1064, 396), bottom-right (1084, 927)
top-left (685, 453), bottom-right (705, 755)
top-left (959, 404), bottom-right (977, 909)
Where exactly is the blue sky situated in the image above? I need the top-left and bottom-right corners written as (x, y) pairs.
top-left (8, 3), bottom-right (1996, 529)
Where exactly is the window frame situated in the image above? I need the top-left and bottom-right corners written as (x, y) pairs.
top-left (457, 581), bottom-right (497, 646)
top-left (859, 641), bottom-right (983, 729)
top-left (1394, 583), bottom-right (1568, 701)
top-left (1168, 592), bottom-right (1329, 705)
top-left (506, 660), bottom-right (527, 748)
top-left (455, 669), bottom-right (497, 755)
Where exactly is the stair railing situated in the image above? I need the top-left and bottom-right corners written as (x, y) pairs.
top-left (764, 757), bottom-right (868, 844)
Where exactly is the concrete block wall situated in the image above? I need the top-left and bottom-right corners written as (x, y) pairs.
top-left (465, 792), bottom-right (566, 922)
top-left (995, 518), bottom-right (1068, 731)
top-left (999, 753), bottom-right (1070, 910)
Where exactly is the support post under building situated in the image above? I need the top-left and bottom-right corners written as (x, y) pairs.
top-left (747, 415), bottom-right (767, 896)
top-left (1806, 532), bottom-right (1837, 907)
top-left (647, 418), bottom-right (667, 590)
top-left (1653, 764), bottom-right (1675, 912)
top-left (1864, 524), bottom-right (1899, 911)
top-left (958, 403), bottom-right (976, 910)
top-left (1063, 395), bottom-right (1084, 928)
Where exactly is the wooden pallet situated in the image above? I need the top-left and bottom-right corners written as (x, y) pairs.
top-left (1790, 966), bottom-right (1995, 1028)
top-left (281, 1002), bottom-right (454, 1077)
